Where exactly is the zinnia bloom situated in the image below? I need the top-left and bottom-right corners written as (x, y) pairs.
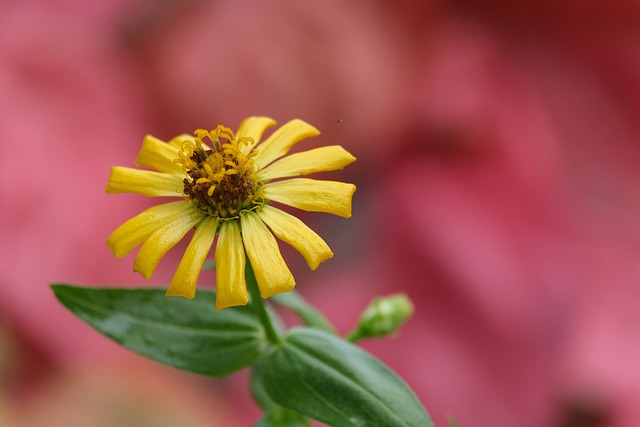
top-left (106, 117), bottom-right (356, 309)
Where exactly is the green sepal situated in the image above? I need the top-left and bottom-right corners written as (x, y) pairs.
top-left (262, 327), bottom-right (433, 427)
top-left (270, 291), bottom-right (335, 334)
top-left (51, 284), bottom-right (267, 377)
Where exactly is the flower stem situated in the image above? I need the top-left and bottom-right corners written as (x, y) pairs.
top-left (246, 259), bottom-right (281, 345)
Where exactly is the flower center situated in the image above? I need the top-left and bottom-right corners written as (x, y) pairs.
top-left (176, 126), bottom-right (264, 219)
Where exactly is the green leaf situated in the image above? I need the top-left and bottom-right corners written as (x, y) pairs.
top-left (251, 361), bottom-right (277, 413)
top-left (202, 259), bottom-right (217, 270)
top-left (253, 413), bottom-right (311, 427)
top-left (52, 284), bottom-right (267, 377)
top-left (262, 328), bottom-right (433, 427)
top-left (250, 362), bottom-right (311, 427)
top-left (270, 291), bottom-right (335, 333)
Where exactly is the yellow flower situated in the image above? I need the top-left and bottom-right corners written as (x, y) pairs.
top-left (106, 117), bottom-right (356, 310)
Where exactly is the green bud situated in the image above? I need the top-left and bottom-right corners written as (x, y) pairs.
top-left (347, 293), bottom-right (414, 342)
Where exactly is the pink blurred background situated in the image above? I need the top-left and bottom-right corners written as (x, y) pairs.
top-left (3, 0), bottom-right (640, 426)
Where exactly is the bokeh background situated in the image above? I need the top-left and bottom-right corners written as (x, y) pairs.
top-left (3, 0), bottom-right (640, 426)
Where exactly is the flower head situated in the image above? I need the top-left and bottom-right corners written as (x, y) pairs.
top-left (106, 117), bottom-right (356, 309)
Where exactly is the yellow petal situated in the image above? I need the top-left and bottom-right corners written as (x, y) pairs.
top-left (235, 116), bottom-right (277, 155)
top-left (263, 178), bottom-right (356, 218)
top-left (105, 167), bottom-right (184, 197)
top-left (257, 205), bottom-right (333, 270)
top-left (108, 201), bottom-right (194, 258)
top-left (241, 212), bottom-right (295, 298)
top-left (215, 221), bottom-right (249, 310)
top-left (135, 135), bottom-right (183, 174)
top-left (166, 216), bottom-right (218, 300)
top-left (253, 119), bottom-right (320, 168)
top-left (168, 133), bottom-right (196, 149)
top-left (133, 209), bottom-right (204, 279)
top-left (259, 145), bottom-right (356, 181)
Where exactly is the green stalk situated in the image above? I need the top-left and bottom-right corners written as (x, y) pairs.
top-left (246, 259), bottom-right (281, 345)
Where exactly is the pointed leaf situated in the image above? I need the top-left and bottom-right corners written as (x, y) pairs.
top-left (52, 284), bottom-right (267, 377)
top-left (262, 328), bottom-right (433, 427)
top-left (270, 291), bottom-right (335, 333)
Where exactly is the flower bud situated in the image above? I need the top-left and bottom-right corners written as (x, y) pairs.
top-left (348, 293), bottom-right (414, 342)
